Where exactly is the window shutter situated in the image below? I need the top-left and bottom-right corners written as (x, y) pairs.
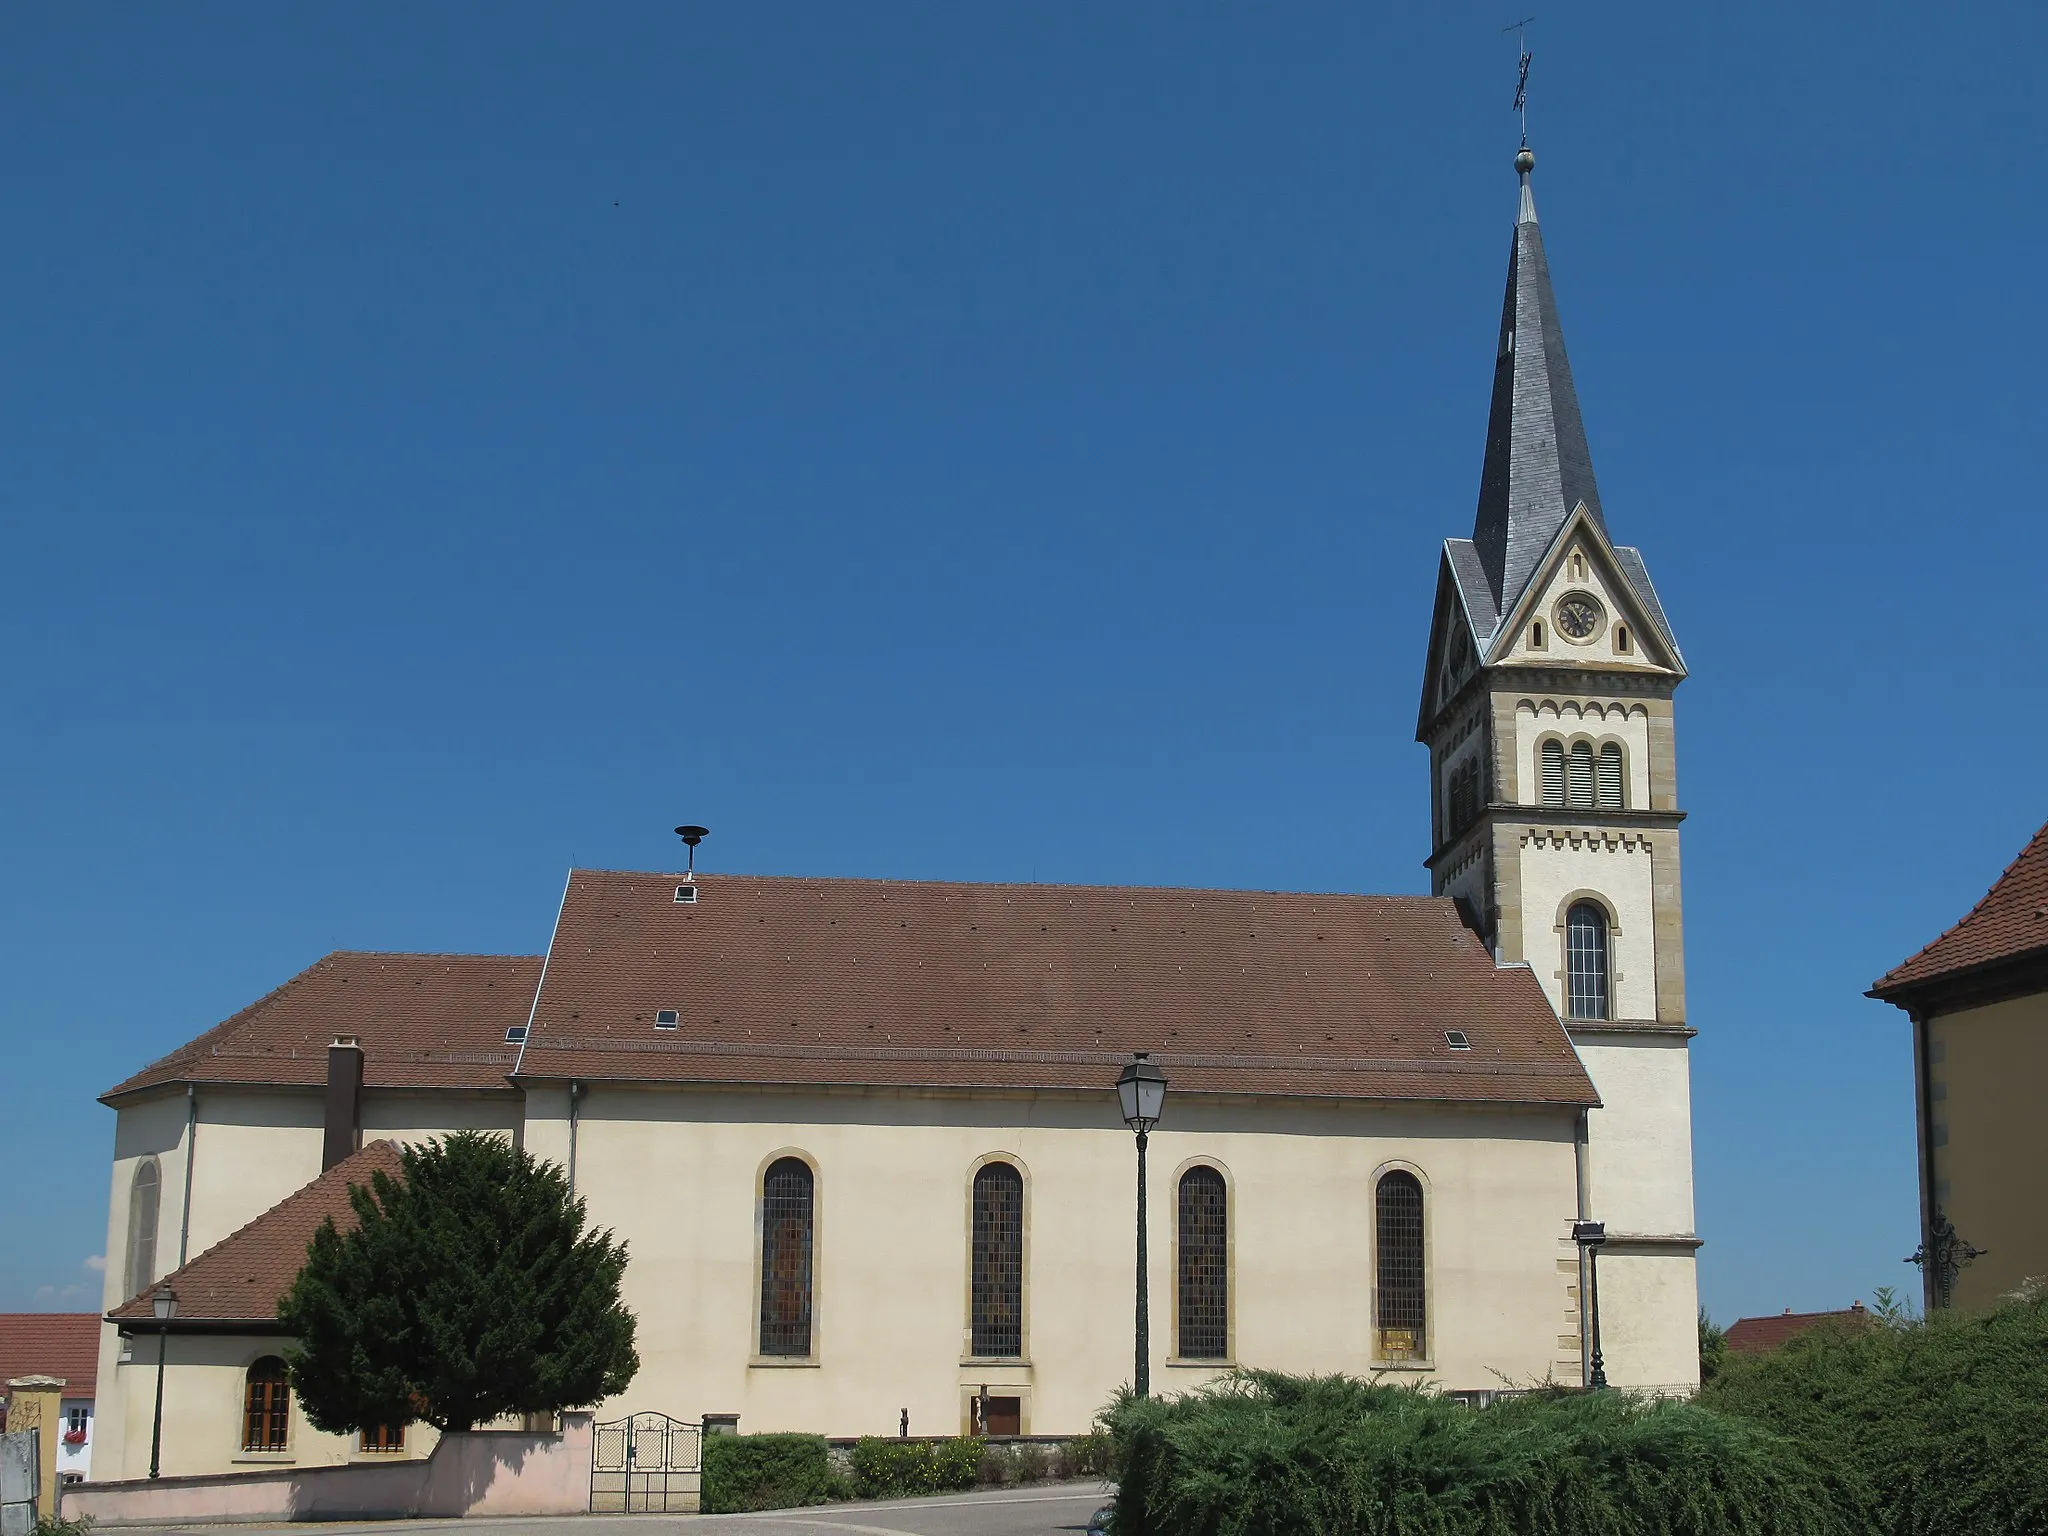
top-left (1597, 744), bottom-right (1624, 808)
top-left (1541, 741), bottom-right (1564, 806)
top-left (1568, 742), bottom-right (1594, 808)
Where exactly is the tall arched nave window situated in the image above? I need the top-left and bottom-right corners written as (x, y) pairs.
top-left (126, 1158), bottom-right (161, 1302)
top-left (1539, 739), bottom-right (1624, 810)
top-left (1374, 1171), bottom-right (1426, 1362)
top-left (1177, 1165), bottom-right (1228, 1361)
top-left (759, 1157), bottom-right (815, 1357)
top-left (970, 1162), bottom-right (1024, 1358)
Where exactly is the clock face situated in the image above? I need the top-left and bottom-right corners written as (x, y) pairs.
top-left (1556, 595), bottom-right (1601, 640)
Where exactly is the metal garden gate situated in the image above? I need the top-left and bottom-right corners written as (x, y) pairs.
top-left (591, 1413), bottom-right (702, 1512)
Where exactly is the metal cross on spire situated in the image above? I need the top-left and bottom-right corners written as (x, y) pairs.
top-left (1504, 16), bottom-right (1536, 146)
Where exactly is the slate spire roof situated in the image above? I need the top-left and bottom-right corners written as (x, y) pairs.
top-left (1470, 148), bottom-right (1607, 615)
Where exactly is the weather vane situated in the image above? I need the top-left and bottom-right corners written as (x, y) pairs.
top-left (1504, 16), bottom-right (1536, 146)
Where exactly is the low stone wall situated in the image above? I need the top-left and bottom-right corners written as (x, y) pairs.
top-left (60, 1413), bottom-right (592, 1526)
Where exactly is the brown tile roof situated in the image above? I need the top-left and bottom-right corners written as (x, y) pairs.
top-left (107, 1142), bottom-right (404, 1327)
top-left (1872, 821), bottom-right (2048, 1000)
top-left (0, 1314), bottom-right (100, 1399)
top-left (1724, 1303), bottom-right (1870, 1355)
top-left (515, 870), bottom-right (1598, 1106)
top-left (103, 952), bottom-right (542, 1104)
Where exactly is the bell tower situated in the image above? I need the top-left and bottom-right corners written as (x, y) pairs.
top-left (1417, 146), bottom-right (1700, 1392)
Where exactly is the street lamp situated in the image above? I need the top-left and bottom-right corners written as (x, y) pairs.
top-left (149, 1283), bottom-right (177, 1479)
top-left (1571, 1222), bottom-right (1607, 1390)
top-left (1116, 1052), bottom-right (1168, 1398)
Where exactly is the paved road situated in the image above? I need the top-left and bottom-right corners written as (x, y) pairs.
top-left (153, 1482), bottom-right (1113, 1536)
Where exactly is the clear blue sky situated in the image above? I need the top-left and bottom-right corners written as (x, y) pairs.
top-left (3, 3), bottom-right (2042, 1326)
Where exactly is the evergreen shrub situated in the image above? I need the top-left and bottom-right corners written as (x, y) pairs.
top-left (850, 1436), bottom-right (984, 1497)
top-left (1702, 1289), bottom-right (2048, 1535)
top-left (1103, 1371), bottom-right (1847, 1536)
top-left (700, 1433), bottom-right (833, 1513)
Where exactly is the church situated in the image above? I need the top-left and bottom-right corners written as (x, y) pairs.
top-left (88, 146), bottom-right (1700, 1480)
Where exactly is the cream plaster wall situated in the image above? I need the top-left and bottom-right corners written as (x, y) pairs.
top-left (1571, 1036), bottom-right (1697, 1239)
top-left (359, 1092), bottom-right (524, 1152)
top-left (546, 1084), bottom-right (1585, 1437)
top-left (1511, 835), bottom-right (1657, 1021)
top-left (1926, 991), bottom-right (2048, 1309)
top-left (1510, 700), bottom-right (1651, 810)
top-left (101, 1334), bottom-right (434, 1481)
top-left (1593, 1250), bottom-right (1700, 1394)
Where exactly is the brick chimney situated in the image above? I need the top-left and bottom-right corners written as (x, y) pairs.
top-left (323, 1035), bottom-right (364, 1170)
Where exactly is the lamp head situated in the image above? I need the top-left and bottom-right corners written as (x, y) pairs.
top-left (152, 1283), bottom-right (177, 1322)
top-left (1571, 1220), bottom-right (1607, 1248)
top-left (1116, 1051), bottom-right (1168, 1132)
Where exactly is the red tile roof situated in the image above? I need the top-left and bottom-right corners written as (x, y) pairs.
top-left (515, 870), bottom-right (1597, 1106)
top-left (103, 952), bottom-right (542, 1103)
top-left (107, 1142), bottom-right (404, 1326)
top-left (1724, 1304), bottom-right (1869, 1355)
top-left (1872, 821), bottom-right (2048, 1000)
top-left (0, 1314), bottom-right (99, 1399)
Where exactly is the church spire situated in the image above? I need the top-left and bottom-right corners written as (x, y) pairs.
top-left (1469, 146), bottom-right (1607, 613)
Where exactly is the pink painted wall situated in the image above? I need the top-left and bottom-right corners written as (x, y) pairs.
top-left (60, 1412), bottom-right (595, 1525)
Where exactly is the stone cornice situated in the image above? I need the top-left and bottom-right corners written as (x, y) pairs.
top-left (1424, 805), bottom-right (1684, 870)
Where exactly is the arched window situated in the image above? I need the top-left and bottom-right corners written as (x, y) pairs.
top-left (126, 1159), bottom-right (160, 1302)
top-left (242, 1357), bottom-right (290, 1452)
top-left (1540, 739), bottom-right (1565, 806)
top-left (1177, 1167), bottom-right (1228, 1360)
top-left (1567, 741), bottom-right (1595, 807)
top-left (1375, 1172), bottom-right (1426, 1361)
top-left (970, 1162), bottom-right (1024, 1358)
top-left (1597, 743), bottom-right (1624, 809)
top-left (1445, 757), bottom-right (1482, 833)
top-left (759, 1158), bottom-right (814, 1357)
top-left (1566, 902), bottom-right (1610, 1020)
top-left (1614, 623), bottom-right (1631, 654)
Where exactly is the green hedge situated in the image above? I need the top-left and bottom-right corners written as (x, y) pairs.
top-left (1702, 1289), bottom-right (2048, 1534)
top-left (700, 1432), bottom-right (834, 1514)
top-left (1103, 1371), bottom-right (1847, 1536)
top-left (850, 1436), bottom-right (984, 1498)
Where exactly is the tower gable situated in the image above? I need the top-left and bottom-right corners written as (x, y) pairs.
top-left (1487, 504), bottom-right (1684, 676)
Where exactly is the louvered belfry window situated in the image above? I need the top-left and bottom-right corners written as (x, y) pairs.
top-left (1375, 1173), bottom-right (1426, 1361)
top-left (1597, 743), bottom-right (1624, 808)
top-left (1446, 757), bottom-right (1482, 833)
top-left (970, 1162), bottom-right (1024, 1357)
top-left (759, 1158), bottom-right (815, 1356)
top-left (1566, 902), bottom-right (1610, 1020)
top-left (1177, 1166), bottom-right (1229, 1360)
top-left (1541, 740), bottom-right (1565, 805)
top-left (242, 1357), bottom-right (291, 1452)
top-left (1568, 741), bottom-right (1596, 807)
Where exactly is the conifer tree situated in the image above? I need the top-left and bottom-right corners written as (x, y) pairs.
top-left (279, 1131), bottom-right (638, 1434)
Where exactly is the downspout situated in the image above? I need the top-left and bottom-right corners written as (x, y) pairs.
top-left (1574, 1107), bottom-right (1592, 1386)
top-left (567, 1081), bottom-right (583, 1197)
top-left (177, 1085), bottom-right (198, 1266)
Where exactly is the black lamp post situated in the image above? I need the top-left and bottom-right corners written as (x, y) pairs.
top-left (1571, 1222), bottom-right (1607, 1390)
top-left (149, 1283), bottom-right (177, 1479)
top-left (1116, 1051), bottom-right (1168, 1398)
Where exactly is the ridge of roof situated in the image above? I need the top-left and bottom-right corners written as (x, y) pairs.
top-left (107, 1141), bottom-right (404, 1325)
top-left (1871, 821), bottom-right (2048, 999)
top-left (570, 867), bottom-right (1446, 902)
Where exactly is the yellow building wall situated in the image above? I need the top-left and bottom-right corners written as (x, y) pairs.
top-left (1927, 990), bottom-right (2048, 1310)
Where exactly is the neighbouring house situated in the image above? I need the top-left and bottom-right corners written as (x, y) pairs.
top-left (0, 1313), bottom-right (99, 1482)
top-left (1724, 1302), bottom-right (1870, 1356)
top-left (91, 141), bottom-right (1704, 1480)
top-left (1870, 820), bottom-right (2048, 1311)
